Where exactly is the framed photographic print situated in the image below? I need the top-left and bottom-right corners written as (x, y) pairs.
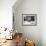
top-left (22, 14), bottom-right (37, 26)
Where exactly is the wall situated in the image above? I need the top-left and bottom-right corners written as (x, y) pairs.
top-left (41, 0), bottom-right (46, 46)
top-left (0, 0), bottom-right (16, 30)
top-left (13, 0), bottom-right (41, 46)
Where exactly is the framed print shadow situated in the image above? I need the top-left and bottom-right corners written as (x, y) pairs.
top-left (22, 14), bottom-right (37, 26)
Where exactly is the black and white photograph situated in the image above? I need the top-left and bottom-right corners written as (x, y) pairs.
top-left (22, 14), bottom-right (37, 26)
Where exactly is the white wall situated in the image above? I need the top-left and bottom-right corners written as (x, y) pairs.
top-left (41, 0), bottom-right (46, 46)
top-left (0, 0), bottom-right (16, 30)
top-left (13, 0), bottom-right (46, 46)
top-left (13, 0), bottom-right (41, 46)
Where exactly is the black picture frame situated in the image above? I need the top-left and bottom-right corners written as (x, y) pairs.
top-left (22, 14), bottom-right (37, 26)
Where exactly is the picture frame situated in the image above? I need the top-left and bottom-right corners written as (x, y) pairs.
top-left (22, 14), bottom-right (37, 26)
